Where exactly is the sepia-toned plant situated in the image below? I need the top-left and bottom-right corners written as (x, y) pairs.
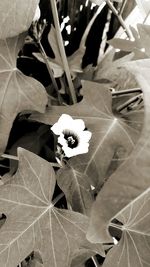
top-left (0, 0), bottom-right (149, 266)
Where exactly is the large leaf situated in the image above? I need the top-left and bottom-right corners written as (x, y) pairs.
top-left (109, 24), bottom-right (150, 59)
top-left (103, 188), bottom-right (150, 267)
top-left (31, 80), bottom-right (140, 189)
top-left (0, 0), bottom-right (39, 39)
top-left (0, 34), bottom-right (48, 154)
top-left (0, 148), bottom-right (104, 266)
top-left (57, 165), bottom-right (93, 215)
top-left (94, 50), bottom-right (137, 89)
top-left (71, 248), bottom-right (98, 267)
top-left (87, 59), bottom-right (150, 243)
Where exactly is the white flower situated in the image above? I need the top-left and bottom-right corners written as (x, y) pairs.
top-left (51, 114), bottom-right (92, 158)
top-left (33, 5), bottom-right (41, 22)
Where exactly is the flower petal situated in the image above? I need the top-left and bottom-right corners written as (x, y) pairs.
top-left (73, 119), bottom-right (85, 131)
top-left (51, 114), bottom-right (92, 158)
top-left (62, 142), bottom-right (89, 157)
top-left (58, 114), bottom-right (73, 124)
top-left (51, 114), bottom-right (74, 135)
top-left (61, 147), bottom-right (76, 157)
top-left (51, 122), bottom-right (62, 135)
top-left (33, 5), bottom-right (41, 22)
top-left (78, 130), bottom-right (92, 143)
top-left (58, 134), bottom-right (68, 147)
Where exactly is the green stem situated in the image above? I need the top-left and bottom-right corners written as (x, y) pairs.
top-left (52, 162), bottom-right (63, 168)
top-left (143, 9), bottom-right (150, 24)
top-left (0, 164), bottom-right (9, 169)
top-left (50, 0), bottom-right (77, 104)
top-left (109, 222), bottom-right (123, 231)
top-left (1, 154), bottom-right (61, 168)
top-left (118, 0), bottom-right (128, 15)
top-left (116, 93), bottom-right (143, 112)
top-left (91, 256), bottom-right (100, 267)
top-left (112, 88), bottom-right (142, 96)
top-left (52, 192), bottom-right (65, 206)
top-left (81, 3), bottom-right (106, 45)
top-left (105, 0), bottom-right (132, 39)
top-left (38, 40), bottom-right (62, 104)
top-left (1, 154), bottom-right (18, 161)
top-left (97, 7), bottom-right (112, 63)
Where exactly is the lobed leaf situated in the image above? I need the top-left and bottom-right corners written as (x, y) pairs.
top-left (0, 34), bottom-right (48, 154)
top-left (0, 0), bottom-right (39, 39)
top-left (87, 59), bottom-right (150, 243)
top-left (31, 80), bottom-right (140, 190)
top-left (109, 24), bottom-right (150, 60)
top-left (103, 188), bottom-right (150, 267)
top-left (0, 148), bottom-right (103, 266)
top-left (0, 148), bottom-right (56, 266)
top-left (94, 50), bottom-right (137, 89)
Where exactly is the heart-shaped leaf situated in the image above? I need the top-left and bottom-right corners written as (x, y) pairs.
top-left (0, 148), bottom-right (104, 267)
top-left (0, 34), bottom-right (48, 154)
top-left (0, 0), bottom-right (40, 39)
top-left (103, 188), bottom-right (150, 267)
top-left (31, 80), bottom-right (140, 190)
top-left (87, 59), bottom-right (150, 243)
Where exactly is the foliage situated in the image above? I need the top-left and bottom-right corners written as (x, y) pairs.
top-left (0, 34), bottom-right (47, 154)
top-left (103, 188), bottom-right (150, 267)
top-left (31, 80), bottom-right (140, 191)
top-left (0, 0), bottom-right (149, 267)
top-left (0, 0), bottom-right (40, 39)
top-left (0, 148), bottom-right (103, 267)
top-left (87, 59), bottom-right (150, 243)
top-left (108, 24), bottom-right (150, 59)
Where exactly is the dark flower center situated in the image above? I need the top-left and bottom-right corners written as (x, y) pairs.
top-left (63, 131), bottom-right (79, 148)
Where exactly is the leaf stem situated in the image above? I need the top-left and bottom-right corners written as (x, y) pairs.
top-left (105, 0), bottom-right (132, 39)
top-left (118, 0), bottom-right (128, 15)
top-left (81, 3), bottom-right (106, 45)
top-left (143, 9), bottom-right (150, 24)
top-left (1, 154), bottom-right (19, 161)
top-left (52, 192), bottom-right (65, 206)
top-left (37, 40), bottom-right (62, 104)
top-left (1, 154), bottom-right (61, 168)
top-left (112, 88), bottom-right (142, 97)
top-left (91, 256), bottom-right (100, 267)
top-left (51, 162), bottom-right (61, 168)
top-left (50, 0), bottom-right (77, 104)
top-left (0, 164), bottom-right (9, 169)
top-left (109, 222), bottom-right (123, 230)
top-left (97, 7), bottom-right (112, 63)
top-left (116, 93), bottom-right (143, 112)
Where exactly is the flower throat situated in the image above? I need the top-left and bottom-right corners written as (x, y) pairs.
top-left (63, 131), bottom-right (79, 148)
